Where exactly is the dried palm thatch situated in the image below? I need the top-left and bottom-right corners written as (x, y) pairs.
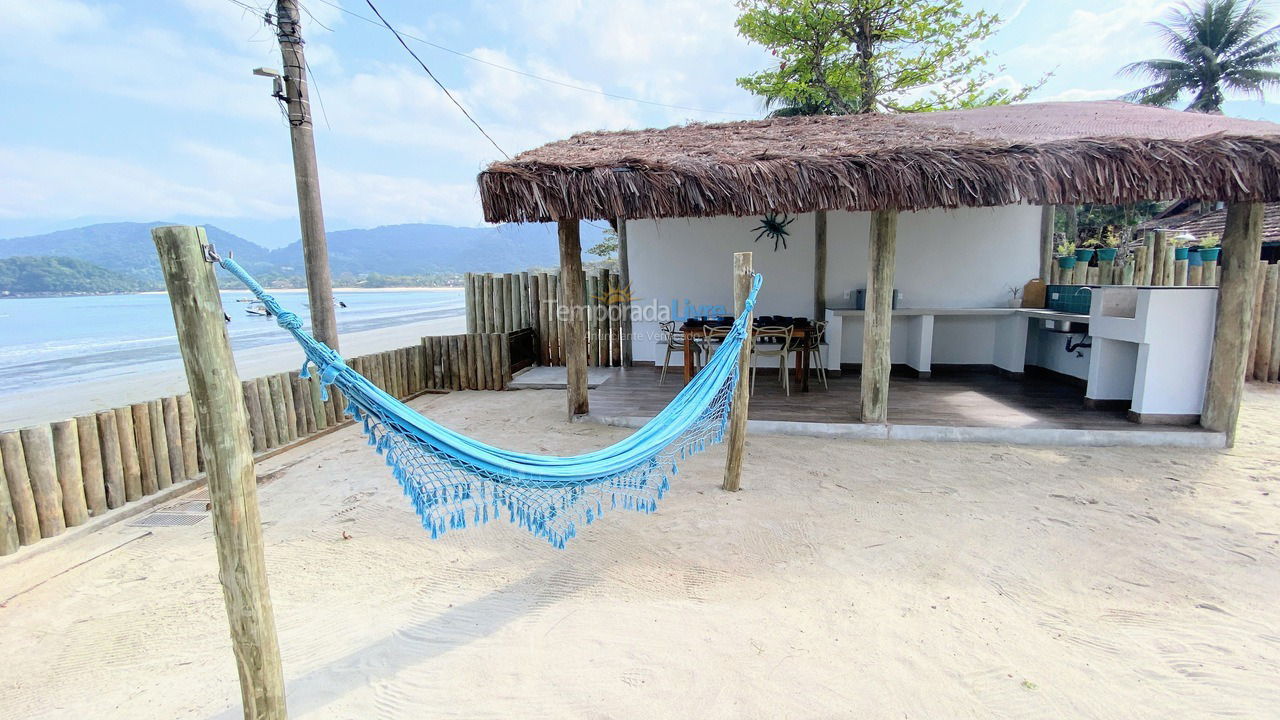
top-left (478, 101), bottom-right (1280, 223)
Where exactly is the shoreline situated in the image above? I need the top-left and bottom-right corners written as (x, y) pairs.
top-left (3, 286), bottom-right (464, 299)
top-left (0, 315), bottom-right (467, 428)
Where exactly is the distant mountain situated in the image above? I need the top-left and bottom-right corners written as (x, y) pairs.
top-left (0, 222), bottom-right (272, 286)
top-left (0, 221), bottom-right (605, 290)
top-left (265, 222), bottom-right (597, 276)
top-left (0, 256), bottom-right (145, 294)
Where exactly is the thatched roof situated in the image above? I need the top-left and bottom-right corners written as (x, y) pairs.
top-left (477, 101), bottom-right (1280, 223)
top-left (1137, 202), bottom-right (1280, 244)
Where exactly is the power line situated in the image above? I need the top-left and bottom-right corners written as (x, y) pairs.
top-left (361, 0), bottom-right (510, 159)
top-left (307, 0), bottom-right (754, 118)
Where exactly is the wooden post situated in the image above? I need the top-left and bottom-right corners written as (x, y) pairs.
top-left (179, 394), bottom-right (199, 476)
top-left (1121, 259), bottom-right (1135, 286)
top-left (1203, 203), bottom-right (1265, 445)
top-left (862, 210), bottom-right (898, 424)
top-left (152, 224), bottom-right (286, 719)
top-left (131, 403), bottom-right (157, 496)
top-left (0, 431), bottom-right (40, 545)
top-left (616, 219), bottom-right (633, 366)
top-left (1140, 233), bottom-right (1155, 285)
top-left (1071, 258), bottom-right (1088, 285)
top-left (1038, 205), bottom-right (1054, 283)
top-left (1270, 277), bottom-right (1280, 382)
top-left (1189, 263), bottom-right (1204, 287)
top-left (1247, 262), bottom-right (1267, 378)
top-left (149, 400), bottom-right (173, 490)
top-left (558, 219), bottom-right (590, 417)
top-left (723, 252), bottom-right (754, 492)
top-left (163, 397), bottom-right (186, 482)
top-left (20, 426), bottom-right (65, 538)
top-left (1152, 231), bottom-right (1167, 285)
top-left (1098, 258), bottom-right (1114, 286)
top-left (1174, 258), bottom-right (1190, 286)
top-left (1202, 257), bottom-right (1219, 286)
top-left (75, 413), bottom-right (107, 516)
top-left (51, 420), bottom-right (89, 527)
top-left (110, 410), bottom-right (138, 502)
top-left (0, 446), bottom-right (17, 555)
top-left (96, 410), bottom-right (126, 509)
top-left (1255, 263), bottom-right (1278, 381)
top-left (464, 273), bottom-right (476, 333)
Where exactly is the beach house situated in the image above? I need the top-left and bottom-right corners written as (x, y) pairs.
top-left (478, 101), bottom-right (1280, 446)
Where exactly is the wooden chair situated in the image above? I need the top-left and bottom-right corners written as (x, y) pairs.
top-left (658, 320), bottom-right (699, 385)
top-left (750, 325), bottom-right (793, 396)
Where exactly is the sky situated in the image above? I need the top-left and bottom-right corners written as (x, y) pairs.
top-left (2, 0), bottom-right (1279, 247)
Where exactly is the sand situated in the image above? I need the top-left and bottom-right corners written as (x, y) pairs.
top-left (1, 385), bottom-right (1278, 718)
top-left (0, 316), bottom-right (466, 428)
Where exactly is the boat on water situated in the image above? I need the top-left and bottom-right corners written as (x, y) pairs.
top-left (245, 302), bottom-right (270, 317)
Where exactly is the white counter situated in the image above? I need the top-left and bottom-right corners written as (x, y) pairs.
top-left (824, 288), bottom-right (1218, 423)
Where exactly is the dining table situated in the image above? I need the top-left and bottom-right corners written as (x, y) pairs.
top-left (681, 322), bottom-right (812, 392)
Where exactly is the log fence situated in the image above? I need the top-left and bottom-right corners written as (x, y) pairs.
top-left (0, 329), bottom-right (524, 556)
top-left (465, 270), bottom-right (631, 368)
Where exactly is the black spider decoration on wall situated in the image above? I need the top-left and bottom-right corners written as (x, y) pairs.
top-left (753, 213), bottom-right (794, 251)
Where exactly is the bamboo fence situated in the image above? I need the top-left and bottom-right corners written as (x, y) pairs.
top-left (465, 270), bottom-right (631, 368)
top-left (1246, 260), bottom-right (1280, 384)
top-left (0, 332), bottom-right (518, 556)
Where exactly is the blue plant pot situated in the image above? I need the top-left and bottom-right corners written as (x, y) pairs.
top-left (1074, 248), bottom-right (1095, 262)
top-left (1057, 256), bottom-right (1077, 269)
top-left (1174, 247), bottom-right (1190, 261)
top-left (1199, 248), bottom-right (1221, 262)
top-left (1097, 247), bottom-right (1118, 262)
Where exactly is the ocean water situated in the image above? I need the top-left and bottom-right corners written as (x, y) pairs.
top-left (0, 289), bottom-right (464, 395)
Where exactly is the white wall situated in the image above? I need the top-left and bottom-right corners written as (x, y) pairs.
top-left (627, 206), bottom-right (1043, 362)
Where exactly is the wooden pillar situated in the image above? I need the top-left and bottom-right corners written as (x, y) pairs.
top-left (723, 252), bottom-right (754, 492)
top-left (1202, 203), bottom-right (1265, 445)
top-left (0, 444), bottom-right (17, 555)
top-left (151, 225), bottom-right (286, 719)
top-left (51, 420), bottom-right (89, 527)
top-left (814, 210), bottom-right (828, 319)
top-left (0, 431), bottom-right (40, 546)
top-left (1038, 205), bottom-right (1055, 283)
top-left (558, 219), bottom-right (589, 417)
top-left (616, 218), bottom-right (633, 366)
top-left (1255, 264), bottom-right (1279, 381)
top-left (861, 210), bottom-right (897, 424)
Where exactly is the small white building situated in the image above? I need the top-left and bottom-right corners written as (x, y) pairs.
top-left (479, 101), bottom-right (1280, 447)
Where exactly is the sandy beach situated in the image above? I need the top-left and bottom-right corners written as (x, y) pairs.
top-left (1, 384), bottom-right (1277, 718)
top-left (0, 315), bottom-right (466, 428)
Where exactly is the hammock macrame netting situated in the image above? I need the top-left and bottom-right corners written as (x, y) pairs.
top-left (218, 258), bottom-right (762, 548)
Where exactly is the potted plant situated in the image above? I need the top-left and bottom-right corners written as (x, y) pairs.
top-left (1198, 232), bottom-right (1221, 262)
top-left (1075, 237), bottom-right (1097, 263)
top-left (1173, 233), bottom-right (1192, 261)
top-left (1097, 229), bottom-right (1121, 262)
top-left (1056, 241), bottom-right (1077, 270)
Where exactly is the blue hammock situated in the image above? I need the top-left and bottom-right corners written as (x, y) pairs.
top-left (219, 258), bottom-right (761, 547)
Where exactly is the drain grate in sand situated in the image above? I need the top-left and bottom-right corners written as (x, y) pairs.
top-left (128, 512), bottom-right (208, 528)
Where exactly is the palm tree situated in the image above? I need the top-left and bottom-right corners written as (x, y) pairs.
top-left (1120, 0), bottom-right (1280, 113)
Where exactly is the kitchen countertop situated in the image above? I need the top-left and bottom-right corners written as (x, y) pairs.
top-left (828, 307), bottom-right (1089, 322)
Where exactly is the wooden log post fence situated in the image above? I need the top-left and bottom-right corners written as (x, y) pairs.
top-left (723, 252), bottom-right (754, 492)
top-left (152, 225), bottom-right (286, 719)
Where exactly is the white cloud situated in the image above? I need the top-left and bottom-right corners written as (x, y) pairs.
top-left (1041, 87), bottom-right (1127, 102)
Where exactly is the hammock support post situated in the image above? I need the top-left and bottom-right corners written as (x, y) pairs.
top-left (723, 252), bottom-right (754, 492)
top-left (152, 225), bottom-right (287, 720)
top-left (558, 218), bottom-right (590, 417)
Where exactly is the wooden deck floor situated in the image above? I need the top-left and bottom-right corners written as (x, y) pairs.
top-left (587, 366), bottom-right (1181, 431)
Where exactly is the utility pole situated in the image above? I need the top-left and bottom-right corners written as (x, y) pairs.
top-left (272, 0), bottom-right (339, 350)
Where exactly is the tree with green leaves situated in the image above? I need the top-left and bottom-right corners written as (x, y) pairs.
top-left (1121, 0), bottom-right (1280, 113)
top-left (587, 227), bottom-right (619, 260)
top-left (734, 0), bottom-right (1043, 115)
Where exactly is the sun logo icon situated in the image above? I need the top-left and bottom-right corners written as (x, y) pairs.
top-left (595, 284), bottom-right (639, 304)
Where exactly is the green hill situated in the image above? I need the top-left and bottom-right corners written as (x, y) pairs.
top-left (0, 256), bottom-right (145, 294)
